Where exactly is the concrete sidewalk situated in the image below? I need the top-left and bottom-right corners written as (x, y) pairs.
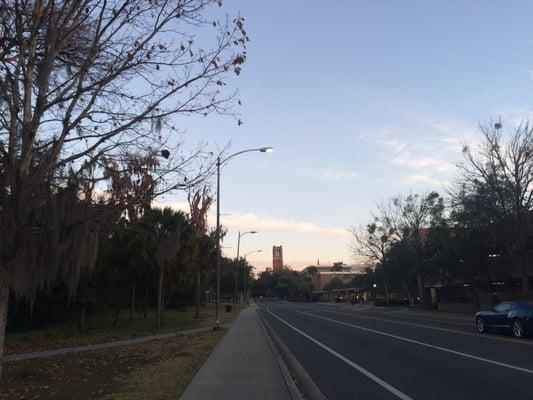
top-left (180, 303), bottom-right (293, 400)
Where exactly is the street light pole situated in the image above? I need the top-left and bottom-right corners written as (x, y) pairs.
top-left (235, 230), bottom-right (257, 306)
top-left (214, 147), bottom-right (273, 328)
top-left (215, 156), bottom-right (221, 327)
top-left (243, 249), bottom-right (262, 305)
top-left (235, 230), bottom-right (240, 306)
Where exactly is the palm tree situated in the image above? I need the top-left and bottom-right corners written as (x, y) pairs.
top-left (143, 207), bottom-right (188, 331)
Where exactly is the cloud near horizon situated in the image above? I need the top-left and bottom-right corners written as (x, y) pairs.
top-left (153, 200), bottom-right (351, 239)
top-left (219, 213), bottom-right (352, 238)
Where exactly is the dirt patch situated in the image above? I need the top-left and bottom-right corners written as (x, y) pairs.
top-left (0, 330), bottom-right (224, 400)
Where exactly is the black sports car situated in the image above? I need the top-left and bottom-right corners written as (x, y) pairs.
top-left (475, 301), bottom-right (533, 338)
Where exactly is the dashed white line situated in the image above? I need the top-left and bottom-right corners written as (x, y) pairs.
top-left (266, 307), bottom-right (413, 400)
top-left (298, 311), bottom-right (533, 375)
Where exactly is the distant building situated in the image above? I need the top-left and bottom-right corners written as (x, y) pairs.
top-left (299, 265), bottom-right (362, 291)
top-left (273, 246), bottom-right (283, 272)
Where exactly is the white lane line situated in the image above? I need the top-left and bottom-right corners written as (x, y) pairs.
top-left (266, 307), bottom-right (413, 400)
top-left (313, 306), bottom-right (472, 326)
top-left (387, 316), bottom-right (472, 327)
top-left (298, 311), bottom-right (533, 375)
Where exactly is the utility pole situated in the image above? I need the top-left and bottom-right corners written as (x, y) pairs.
top-left (215, 156), bottom-right (221, 327)
top-left (235, 230), bottom-right (241, 306)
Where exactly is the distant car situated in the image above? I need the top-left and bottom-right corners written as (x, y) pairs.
top-left (475, 301), bottom-right (533, 338)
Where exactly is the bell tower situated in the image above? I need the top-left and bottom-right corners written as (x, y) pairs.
top-left (273, 246), bottom-right (283, 272)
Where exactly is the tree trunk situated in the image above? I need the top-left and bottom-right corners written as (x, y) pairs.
top-left (417, 273), bottom-right (425, 304)
top-left (79, 304), bottom-right (86, 332)
top-left (162, 287), bottom-right (167, 322)
top-left (401, 278), bottom-right (408, 300)
top-left (384, 280), bottom-right (390, 306)
top-left (156, 268), bottom-right (164, 331)
top-left (382, 266), bottom-right (390, 306)
top-left (0, 277), bottom-right (10, 380)
top-left (112, 307), bottom-right (121, 327)
top-left (195, 268), bottom-right (201, 319)
top-left (441, 266), bottom-right (448, 303)
top-left (130, 280), bottom-right (136, 322)
top-left (471, 285), bottom-right (481, 312)
top-left (519, 254), bottom-right (531, 297)
top-left (143, 287), bottom-right (148, 319)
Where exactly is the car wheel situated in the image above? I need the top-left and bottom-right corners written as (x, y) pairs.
top-left (476, 317), bottom-right (487, 333)
top-left (512, 319), bottom-right (525, 338)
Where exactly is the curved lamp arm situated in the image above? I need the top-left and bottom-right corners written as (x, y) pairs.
top-left (219, 147), bottom-right (273, 166)
top-left (239, 230), bottom-right (258, 239)
top-left (245, 249), bottom-right (263, 258)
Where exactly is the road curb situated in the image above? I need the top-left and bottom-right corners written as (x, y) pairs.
top-left (257, 308), bottom-right (327, 400)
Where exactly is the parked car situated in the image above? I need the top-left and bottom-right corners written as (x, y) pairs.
top-left (475, 301), bottom-right (533, 338)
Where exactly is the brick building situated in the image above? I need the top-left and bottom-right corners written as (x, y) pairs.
top-left (298, 265), bottom-right (362, 291)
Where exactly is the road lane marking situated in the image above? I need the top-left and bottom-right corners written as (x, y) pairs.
top-left (298, 311), bottom-right (533, 375)
top-left (394, 311), bottom-right (473, 325)
top-left (320, 309), bottom-right (482, 333)
top-left (309, 305), bottom-right (471, 326)
top-left (310, 309), bottom-right (533, 346)
top-left (381, 313), bottom-right (473, 327)
top-left (266, 307), bottom-right (413, 400)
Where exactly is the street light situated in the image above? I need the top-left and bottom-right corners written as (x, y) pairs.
top-left (215, 148), bottom-right (273, 328)
top-left (243, 250), bottom-right (263, 305)
top-left (235, 231), bottom-right (258, 306)
top-left (244, 249), bottom-right (263, 259)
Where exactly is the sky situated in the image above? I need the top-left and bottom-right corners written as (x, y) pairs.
top-left (157, 0), bottom-right (533, 272)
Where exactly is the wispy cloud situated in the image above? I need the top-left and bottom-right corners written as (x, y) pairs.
top-left (219, 213), bottom-right (352, 239)
top-left (354, 107), bottom-right (479, 188)
top-left (405, 173), bottom-right (446, 187)
top-left (496, 104), bottom-right (533, 127)
top-left (372, 134), bottom-right (453, 172)
top-left (392, 106), bottom-right (478, 142)
top-left (299, 167), bottom-right (359, 183)
top-left (391, 153), bottom-right (455, 173)
top-left (153, 200), bottom-right (351, 239)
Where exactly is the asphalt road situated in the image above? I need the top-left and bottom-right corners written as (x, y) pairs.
top-left (257, 301), bottom-right (533, 400)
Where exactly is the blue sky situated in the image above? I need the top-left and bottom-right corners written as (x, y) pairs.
top-left (159, 0), bottom-right (533, 271)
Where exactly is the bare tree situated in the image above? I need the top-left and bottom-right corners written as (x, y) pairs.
top-left (0, 0), bottom-right (248, 377)
top-left (351, 219), bottom-right (393, 305)
top-left (458, 120), bottom-right (533, 297)
top-left (391, 192), bottom-right (443, 303)
top-left (352, 192), bottom-right (443, 305)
